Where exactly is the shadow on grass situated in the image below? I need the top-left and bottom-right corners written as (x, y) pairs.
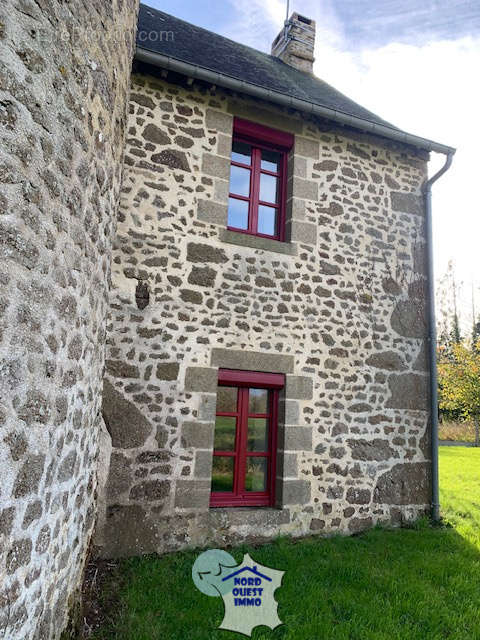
top-left (83, 523), bottom-right (480, 640)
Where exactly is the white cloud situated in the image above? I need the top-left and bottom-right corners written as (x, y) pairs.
top-left (222, 0), bottom-right (285, 49)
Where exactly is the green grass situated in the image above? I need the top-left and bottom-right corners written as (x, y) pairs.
top-left (439, 447), bottom-right (480, 547)
top-left (89, 449), bottom-right (480, 640)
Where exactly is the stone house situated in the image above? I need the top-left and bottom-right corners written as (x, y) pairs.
top-left (97, 5), bottom-right (454, 557)
top-left (0, 2), bottom-right (455, 637)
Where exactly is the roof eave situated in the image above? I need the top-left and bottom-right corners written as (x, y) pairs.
top-left (135, 46), bottom-right (456, 157)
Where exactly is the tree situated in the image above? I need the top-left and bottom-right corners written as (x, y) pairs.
top-left (436, 261), bottom-right (463, 360)
top-left (473, 321), bottom-right (480, 354)
top-left (471, 283), bottom-right (480, 353)
top-left (438, 342), bottom-right (480, 446)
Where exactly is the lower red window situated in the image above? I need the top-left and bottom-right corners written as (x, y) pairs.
top-left (210, 369), bottom-right (283, 508)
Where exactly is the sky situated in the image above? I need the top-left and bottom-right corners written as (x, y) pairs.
top-left (147, 0), bottom-right (480, 328)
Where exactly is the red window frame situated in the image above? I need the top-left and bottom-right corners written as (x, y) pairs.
top-left (228, 118), bottom-right (293, 242)
top-left (210, 369), bottom-right (284, 508)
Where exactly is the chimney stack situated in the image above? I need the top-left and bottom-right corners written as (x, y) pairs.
top-left (271, 13), bottom-right (316, 74)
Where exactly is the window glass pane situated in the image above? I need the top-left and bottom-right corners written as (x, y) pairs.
top-left (211, 456), bottom-right (234, 492)
top-left (230, 165), bottom-right (251, 197)
top-left (261, 149), bottom-right (281, 172)
top-left (259, 173), bottom-right (278, 203)
top-left (232, 140), bottom-right (251, 165)
top-left (214, 416), bottom-right (236, 451)
top-left (247, 418), bottom-right (268, 452)
top-left (228, 198), bottom-right (248, 230)
top-left (257, 205), bottom-right (277, 236)
top-left (245, 457), bottom-right (267, 492)
top-left (216, 387), bottom-right (238, 413)
top-left (249, 388), bottom-right (268, 414)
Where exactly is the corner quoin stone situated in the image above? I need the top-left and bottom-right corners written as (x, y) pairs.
top-left (286, 219), bottom-right (317, 245)
top-left (390, 300), bottom-right (427, 338)
top-left (194, 450), bottom-right (213, 478)
top-left (276, 452), bottom-right (298, 478)
top-left (281, 479), bottom-right (311, 505)
top-left (184, 367), bottom-right (218, 393)
top-left (205, 108), bottom-right (233, 133)
top-left (201, 153), bottom-right (230, 180)
top-left (386, 373), bottom-right (429, 411)
top-left (175, 479), bottom-right (211, 509)
top-left (288, 176), bottom-right (318, 201)
top-left (283, 426), bottom-right (312, 451)
top-left (181, 421), bottom-right (214, 449)
top-left (285, 375), bottom-right (313, 400)
top-left (294, 136), bottom-right (320, 159)
top-left (282, 399), bottom-right (300, 425)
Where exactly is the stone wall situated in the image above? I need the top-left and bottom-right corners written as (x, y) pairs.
top-left (99, 69), bottom-right (432, 558)
top-left (0, 1), bottom-right (138, 637)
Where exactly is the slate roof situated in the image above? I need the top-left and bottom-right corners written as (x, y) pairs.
top-left (136, 4), bottom-right (396, 130)
top-left (135, 4), bottom-right (454, 154)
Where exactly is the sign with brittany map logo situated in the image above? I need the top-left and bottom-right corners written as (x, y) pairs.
top-left (192, 548), bottom-right (284, 636)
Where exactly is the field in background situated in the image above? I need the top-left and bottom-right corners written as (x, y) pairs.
top-left (84, 448), bottom-right (480, 640)
top-left (439, 419), bottom-right (476, 442)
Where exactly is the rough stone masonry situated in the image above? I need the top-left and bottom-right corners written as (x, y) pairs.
top-left (98, 69), bottom-right (432, 558)
top-left (0, 3), bottom-right (436, 637)
top-left (0, 1), bottom-right (138, 638)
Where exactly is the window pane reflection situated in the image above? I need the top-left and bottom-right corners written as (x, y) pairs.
top-left (232, 141), bottom-right (251, 165)
top-left (211, 457), bottom-right (235, 492)
top-left (230, 165), bottom-right (251, 197)
top-left (257, 205), bottom-right (276, 236)
top-left (245, 457), bottom-right (267, 491)
top-left (247, 418), bottom-right (268, 452)
top-left (228, 198), bottom-right (248, 229)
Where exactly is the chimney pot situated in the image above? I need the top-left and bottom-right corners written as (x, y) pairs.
top-left (271, 12), bottom-right (316, 74)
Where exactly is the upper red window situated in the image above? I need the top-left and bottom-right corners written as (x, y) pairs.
top-left (210, 369), bottom-right (284, 508)
top-left (227, 118), bottom-right (293, 242)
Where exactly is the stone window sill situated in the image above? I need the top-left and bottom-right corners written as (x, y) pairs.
top-left (219, 229), bottom-right (297, 256)
top-left (209, 506), bottom-right (289, 526)
top-left (210, 506), bottom-right (282, 512)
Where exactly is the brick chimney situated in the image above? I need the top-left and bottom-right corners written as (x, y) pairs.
top-left (271, 13), bottom-right (316, 74)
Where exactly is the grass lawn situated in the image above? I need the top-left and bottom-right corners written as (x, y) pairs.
top-left (86, 448), bottom-right (480, 640)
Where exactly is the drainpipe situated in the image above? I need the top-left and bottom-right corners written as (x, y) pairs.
top-left (423, 150), bottom-right (455, 521)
